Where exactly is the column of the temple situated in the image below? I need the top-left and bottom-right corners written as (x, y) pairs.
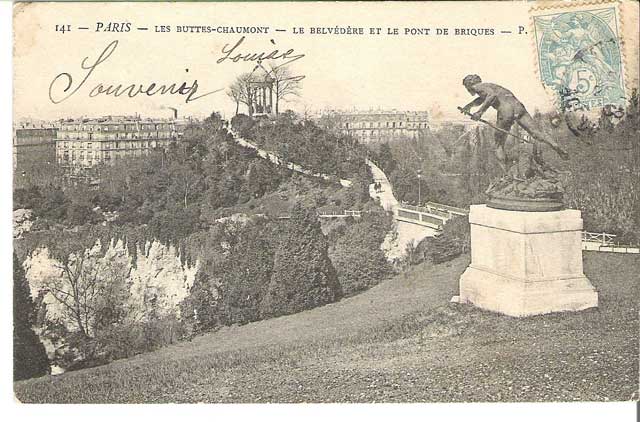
top-left (258, 86), bottom-right (264, 113)
top-left (253, 87), bottom-right (260, 113)
top-left (261, 87), bottom-right (265, 110)
top-left (262, 86), bottom-right (267, 114)
top-left (251, 87), bottom-right (256, 115)
top-left (254, 87), bottom-right (259, 112)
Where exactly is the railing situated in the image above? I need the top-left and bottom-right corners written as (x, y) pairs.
top-left (402, 204), bottom-right (450, 219)
top-left (581, 231), bottom-right (639, 254)
top-left (581, 231), bottom-right (616, 245)
top-left (317, 210), bottom-right (363, 218)
top-left (424, 201), bottom-right (469, 216)
top-left (398, 201), bottom-right (469, 227)
top-left (397, 208), bottom-right (445, 230)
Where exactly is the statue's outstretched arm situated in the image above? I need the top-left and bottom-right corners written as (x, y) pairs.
top-left (475, 94), bottom-right (497, 117)
top-left (461, 97), bottom-right (483, 111)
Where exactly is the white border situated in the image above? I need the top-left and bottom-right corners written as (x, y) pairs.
top-left (1, 2), bottom-right (637, 421)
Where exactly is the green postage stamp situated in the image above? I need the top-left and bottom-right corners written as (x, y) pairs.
top-left (531, 2), bottom-right (626, 111)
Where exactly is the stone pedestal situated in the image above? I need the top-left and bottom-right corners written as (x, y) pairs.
top-left (459, 204), bottom-right (598, 317)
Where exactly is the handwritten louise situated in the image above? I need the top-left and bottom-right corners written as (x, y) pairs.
top-left (48, 37), bottom-right (305, 104)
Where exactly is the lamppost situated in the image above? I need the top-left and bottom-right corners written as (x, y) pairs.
top-left (417, 169), bottom-right (422, 206)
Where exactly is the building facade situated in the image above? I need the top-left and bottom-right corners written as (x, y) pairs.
top-left (13, 127), bottom-right (59, 187)
top-left (321, 110), bottom-right (430, 144)
top-left (14, 127), bottom-right (57, 169)
top-left (55, 116), bottom-right (184, 171)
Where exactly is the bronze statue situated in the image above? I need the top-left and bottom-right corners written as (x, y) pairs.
top-left (461, 74), bottom-right (570, 165)
top-left (460, 74), bottom-right (568, 211)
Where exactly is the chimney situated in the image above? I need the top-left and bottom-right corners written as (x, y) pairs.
top-left (168, 107), bottom-right (178, 119)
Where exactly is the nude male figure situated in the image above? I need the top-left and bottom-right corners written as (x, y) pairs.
top-left (460, 74), bottom-right (570, 172)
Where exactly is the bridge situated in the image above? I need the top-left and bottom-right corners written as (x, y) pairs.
top-left (395, 202), bottom-right (469, 231)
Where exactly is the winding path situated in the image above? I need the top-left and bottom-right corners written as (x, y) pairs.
top-left (366, 159), bottom-right (438, 261)
top-left (229, 128), bottom-right (437, 260)
top-left (229, 129), bottom-right (352, 188)
top-left (366, 159), bottom-right (399, 212)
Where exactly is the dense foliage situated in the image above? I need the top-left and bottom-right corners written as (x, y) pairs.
top-left (13, 253), bottom-right (50, 381)
top-left (14, 113), bottom-right (289, 242)
top-left (13, 111), bottom-right (395, 373)
top-left (233, 113), bottom-right (370, 183)
top-left (562, 90), bottom-right (640, 243)
top-left (182, 204), bottom-right (359, 330)
top-left (329, 208), bottom-right (394, 296)
top-left (260, 204), bottom-right (342, 318)
top-left (181, 219), bottom-right (279, 330)
top-left (407, 216), bottom-right (471, 265)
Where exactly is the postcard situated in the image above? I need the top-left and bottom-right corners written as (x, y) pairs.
top-left (11, 0), bottom-right (639, 406)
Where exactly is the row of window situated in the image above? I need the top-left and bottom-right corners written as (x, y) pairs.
top-left (58, 140), bottom-right (173, 149)
top-left (345, 128), bottom-right (423, 135)
top-left (60, 124), bottom-right (173, 131)
top-left (343, 121), bottom-right (427, 129)
top-left (57, 133), bottom-right (175, 141)
top-left (60, 148), bottom-right (150, 164)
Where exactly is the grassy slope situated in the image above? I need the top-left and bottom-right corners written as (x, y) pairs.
top-left (15, 253), bottom-right (639, 403)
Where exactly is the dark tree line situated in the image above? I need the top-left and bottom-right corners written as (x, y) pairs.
top-left (182, 204), bottom-right (343, 331)
top-left (14, 253), bottom-right (50, 381)
top-left (231, 113), bottom-right (370, 183)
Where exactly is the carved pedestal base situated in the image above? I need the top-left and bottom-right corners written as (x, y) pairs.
top-left (459, 205), bottom-right (598, 317)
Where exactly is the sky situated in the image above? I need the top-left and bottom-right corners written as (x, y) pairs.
top-left (13, 1), bottom-right (639, 123)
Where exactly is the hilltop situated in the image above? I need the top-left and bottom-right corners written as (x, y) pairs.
top-left (15, 252), bottom-right (639, 403)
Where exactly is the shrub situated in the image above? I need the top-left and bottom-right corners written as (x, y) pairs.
top-left (65, 203), bottom-right (102, 227)
top-left (329, 211), bottom-right (394, 296)
top-left (218, 224), bottom-right (275, 325)
top-left (13, 185), bottom-right (43, 210)
top-left (260, 204), bottom-right (342, 318)
top-left (181, 270), bottom-right (224, 333)
top-left (230, 113), bottom-right (255, 138)
top-left (411, 216), bottom-right (470, 265)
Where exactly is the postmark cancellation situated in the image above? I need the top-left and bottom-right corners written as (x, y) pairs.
top-left (530, 1), bottom-right (627, 111)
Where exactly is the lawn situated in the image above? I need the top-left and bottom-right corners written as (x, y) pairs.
top-left (14, 252), bottom-right (639, 403)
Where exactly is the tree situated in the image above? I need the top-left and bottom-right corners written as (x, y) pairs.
top-left (377, 142), bottom-right (397, 174)
top-left (203, 111), bottom-right (224, 133)
top-left (45, 251), bottom-right (98, 338)
top-left (246, 159), bottom-right (282, 198)
top-left (228, 73), bottom-right (256, 116)
top-left (266, 62), bottom-right (303, 116)
top-left (168, 158), bottom-right (203, 209)
top-left (219, 224), bottom-right (275, 325)
top-left (260, 204), bottom-right (342, 318)
top-left (42, 242), bottom-right (129, 339)
top-left (226, 84), bottom-right (243, 116)
top-left (230, 113), bottom-right (256, 137)
top-left (35, 186), bottom-right (68, 222)
top-left (14, 253), bottom-right (50, 381)
top-left (329, 212), bottom-right (393, 296)
top-left (14, 184), bottom-right (43, 210)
